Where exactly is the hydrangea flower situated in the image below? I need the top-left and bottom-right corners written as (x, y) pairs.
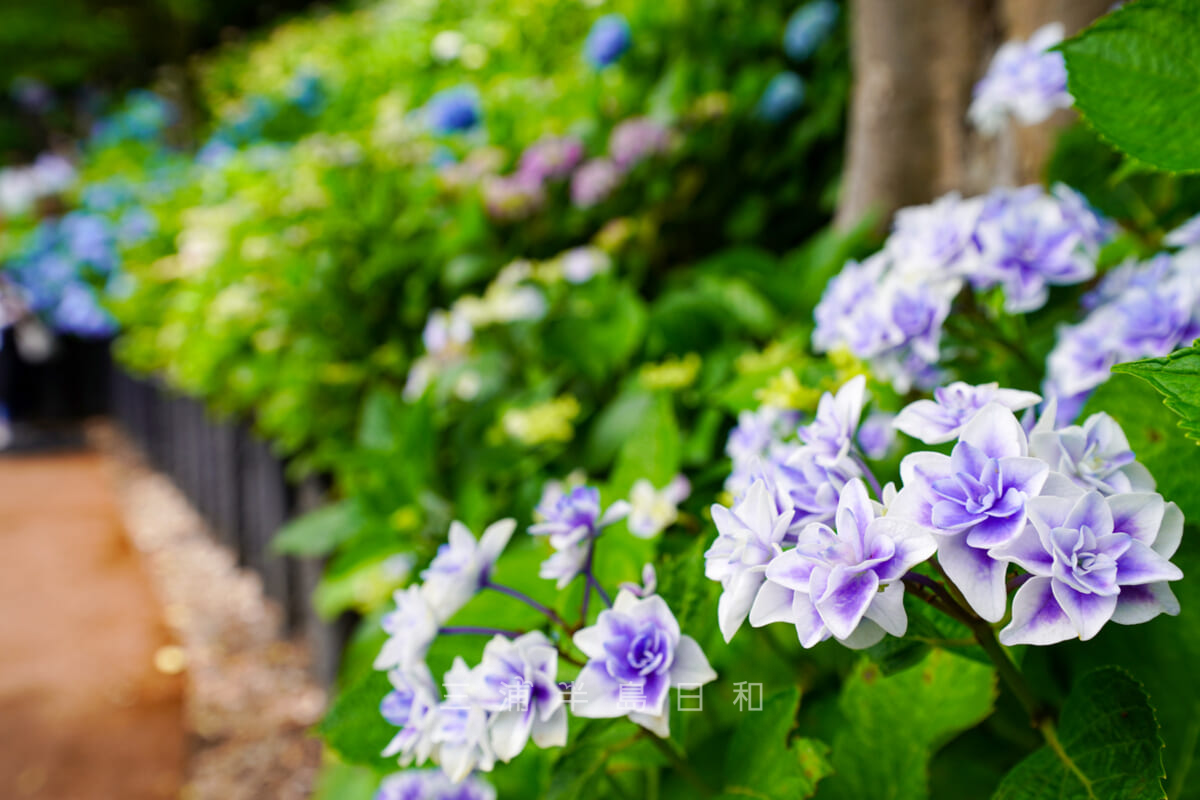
top-left (608, 118), bottom-right (672, 171)
top-left (469, 632), bottom-right (566, 760)
top-left (798, 374), bottom-right (867, 467)
top-left (757, 72), bottom-right (806, 122)
top-left (558, 247), bottom-right (610, 284)
top-left (570, 158), bottom-right (620, 208)
top-left (376, 769), bottom-right (496, 800)
top-left (54, 282), bottom-right (116, 338)
top-left (584, 15), bottom-right (632, 68)
top-left (706, 479), bottom-right (795, 642)
top-left (1165, 212), bottom-right (1200, 248)
top-left (627, 475), bottom-right (691, 538)
top-left (758, 479), bottom-right (936, 648)
top-left (968, 23), bottom-right (1071, 134)
top-left (425, 87), bottom-right (481, 135)
top-left (421, 519), bottom-right (516, 621)
top-left (889, 404), bottom-right (1048, 621)
top-left (783, 0), bottom-right (839, 62)
top-left (433, 658), bottom-right (495, 782)
top-left (857, 411), bottom-right (896, 460)
top-left (887, 192), bottom-right (983, 271)
top-left (894, 381), bottom-right (1041, 445)
top-left (382, 666), bottom-right (440, 767)
top-left (571, 591), bottom-right (716, 736)
top-left (531, 485), bottom-right (629, 587)
top-left (481, 174), bottom-right (545, 222)
top-left (517, 136), bottom-right (584, 183)
top-left (1029, 412), bottom-right (1155, 497)
top-left (772, 445), bottom-right (859, 531)
top-left (375, 586), bottom-right (439, 671)
top-left (994, 491), bottom-right (1183, 645)
top-left (619, 564), bottom-right (658, 598)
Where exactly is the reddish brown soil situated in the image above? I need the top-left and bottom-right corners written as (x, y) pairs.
top-left (0, 452), bottom-right (185, 800)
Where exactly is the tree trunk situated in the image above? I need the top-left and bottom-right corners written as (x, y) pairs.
top-left (836, 0), bottom-right (1113, 232)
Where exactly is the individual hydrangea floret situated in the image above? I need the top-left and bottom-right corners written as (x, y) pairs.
top-left (968, 23), bottom-right (1071, 135)
top-left (758, 478), bottom-right (936, 648)
top-left (375, 586), bottom-right (439, 671)
top-left (1029, 411), bottom-right (1155, 497)
top-left (469, 632), bottom-right (566, 761)
top-left (381, 665), bottom-right (440, 767)
top-left (757, 72), bottom-right (806, 122)
top-left (993, 491), bottom-right (1183, 645)
top-left (1165, 212), bottom-right (1200, 248)
top-left (570, 158), bottom-right (620, 208)
top-left (421, 519), bottom-right (516, 621)
top-left (894, 381), bottom-right (1041, 445)
top-left (889, 404), bottom-right (1049, 621)
top-left (797, 374), bottom-right (867, 467)
top-left (772, 446), bottom-right (859, 532)
top-left (627, 475), bottom-right (691, 539)
top-left (425, 86), bottom-right (482, 135)
top-left (783, 0), bottom-right (839, 62)
top-left (432, 658), bottom-right (495, 782)
top-left (531, 484), bottom-right (629, 587)
top-left (376, 769), bottom-right (496, 800)
top-left (706, 479), bottom-right (795, 642)
top-left (857, 411), bottom-right (897, 460)
top-left (571, 591), bottom-right (717, 737)
top-left (584, 14), bottom-right (632, 68)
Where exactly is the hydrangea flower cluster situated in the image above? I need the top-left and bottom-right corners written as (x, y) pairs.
top-left (374, 476), bottom-right (712, 786)
top-left (571, 117), bottom-right (674, 208)
top-left (195, 72), bottom-right (327, 167)
top-left (968, 23), bottom-right (1072, 135)
top-left (708, 377), bottom-right (1184, 651)
top-left (0, 153), bottom-right (76, 218)
top-left (1045, 223), bottom-right (1200, 420)
top-left (783, 0), bottom-right (839, 62)
top-left (402, 244), bottom-right (614, 402)
top-left (376, 769), bottom-right (495, 800)
top-left (757, 72), bottom-right (806, 122)
top-left (813, 185), bottom-right (1110, 391)
top-left (584, 15), bottom-right (632, 69)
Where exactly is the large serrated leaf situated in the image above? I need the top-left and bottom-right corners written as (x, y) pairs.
top-left (818, 650), bottom-right (997, 800)
top-left (1060, 0), bottom-right (1200, 173)
top-left (993, 667), bottom-right (1166, 800)
top-left (1112, 345), bottom-right (1200, 443)
top-left (318, 669), bottom-right (397, 773)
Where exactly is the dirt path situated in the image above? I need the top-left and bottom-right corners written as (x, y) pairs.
top-left (0, 451), bottom-right (185, 800)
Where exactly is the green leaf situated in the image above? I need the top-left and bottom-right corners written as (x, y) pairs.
top-left (273, 500), bottom-right (359, 556)
top-left (608, 392), bottom-right (682, 497)
top-left (1112, 345), bottom-right (1200, 443)
top-left (720, 687), bottom-right (831, 800)
top-left (993, 667), bottom-right (1166, 800)
top-left (310, 760), bottom-right (381, 800)
top-left (1060, 0), bottom-right (1200, 172)
top-left (318, 669), bottom-right (396, 772)
top-left (818, 650), bottom-right (997, 800)
top-left (544, 720), bottom-right (641, 800)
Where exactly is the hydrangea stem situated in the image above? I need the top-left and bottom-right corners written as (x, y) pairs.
top-left (484, 579), bottom-right (570, 629)
top-left (580, 540), bottom-right (613, 624)
top-left (852, 452), bottom-right (884, 502)
top-left (439, 626), bottom-right (521, 637)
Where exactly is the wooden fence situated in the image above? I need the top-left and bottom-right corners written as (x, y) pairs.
top-left (109, 369), bottom-right (348, 685)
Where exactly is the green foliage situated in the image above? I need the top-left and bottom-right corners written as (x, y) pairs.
top-left (719, 687), bottom-right (831, 800)
top-left (817, 651), bottom-right (997, 800)
top-left (273, 500), bottom-right (359, 557)
top-left (1113, 344), bottom-right (1200, 443)
top-left (319, 669), bottom-right (397, 774)
top-left (1061, 0), bottom-right (1200, 173)
top-left (994, 668), bottom-right (1166, 800)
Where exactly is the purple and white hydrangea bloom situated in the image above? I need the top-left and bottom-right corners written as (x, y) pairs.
top-left (382, 665), bottom-right (440, 767)
top-left (1029, 412), bottom-right (1155, 497)
top-left (772, 446), bottom-right (860, 532)
top-left (571, 590), bottom-right (717, 737)
top-left (376, 769), bottom-right (496, 800)
top-left (421, 519), bottom-right (516, 621)
top-left (894, 381), bottom-right (1041, 445)
top-left (993, 490), bottom-right (1183, 645)
top-left (757, 479), bottom-right (937, 648)
top-left (889, 404), bottom-right (1049, 621)
top-left (724, 405), bottom-right (801, 495)
top-left (857, 411), bottom-right (897, 460)
top-left (1165, 212), bottom-right (1200, 249)
top-left (968, 23), bottom-right (1071, 135)
top-left (706, 479), bottom-right (795, 642)
top-left (798, 374), bottom-right (867, 467)
top-left (376, 586), bottom-right (439, 671)
top-left (608, 117), bottom-right (672, 171)
top-left (531, 484), bottom-right (629, 587)
top-left (469, 632), bottom-right (567, 761)
top-left (433, 658), bottom-right (496, 782)
top-left (627, 475), bottom-right (691, 538)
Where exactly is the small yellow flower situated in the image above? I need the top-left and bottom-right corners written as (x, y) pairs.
top-left (755, 367), bottom-right (822, 411)
top-left (502, 395), bottom-right (581, 445)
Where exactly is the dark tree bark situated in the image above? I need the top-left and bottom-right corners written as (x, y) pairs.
top-left (836, 0), bottom-right (1113, 232)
